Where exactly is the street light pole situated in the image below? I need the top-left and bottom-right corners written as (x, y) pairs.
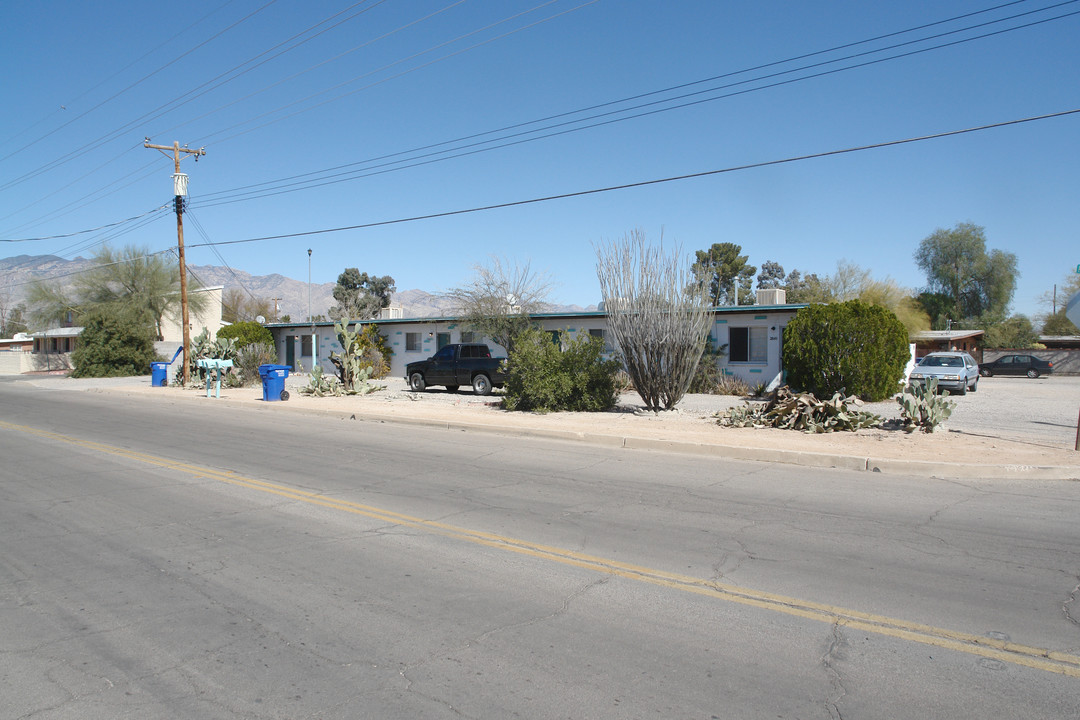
top-left (308, 249), bottom-right (314, 373)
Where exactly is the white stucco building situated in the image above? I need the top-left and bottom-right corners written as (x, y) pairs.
top-left (266, 293), bottom-right (807, 387)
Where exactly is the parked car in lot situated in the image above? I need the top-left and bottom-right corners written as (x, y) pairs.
top-left (405, 343), bottom-right (506, 395)
top-left (978, 354), bottom-right (1053, 378)
top-left (908, 351), bottom-right (980, 395)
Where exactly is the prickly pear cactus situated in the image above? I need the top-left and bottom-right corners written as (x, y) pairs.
top-left (897, 377), bottom-right (955, 433)
top-left (328, 317), bottom-right (385, 394)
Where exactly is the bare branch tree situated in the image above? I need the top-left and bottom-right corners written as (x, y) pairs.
top-left (596, 229), bottom-right (712, 411)
top-left (443, 256), bottom-right (554, 354)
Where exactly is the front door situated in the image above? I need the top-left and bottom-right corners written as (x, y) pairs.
top-left (285, 336), bottom-right (295, 368)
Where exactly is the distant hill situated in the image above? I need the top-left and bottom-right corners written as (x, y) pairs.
top-left (1, 255), bottom-right (595, 321)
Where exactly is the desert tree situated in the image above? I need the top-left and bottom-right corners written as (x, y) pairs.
top-left (329, 268), bottom-right (395, 320)
top-left (914, 223), bottom-right (1018, 325)
top-left (26, 245), bottom-right (206, 340)
top-left (443, 256), bottom-right (553, 354)
top-left (222, 287), bottom-right (273, 323)
top-left (596, 229), bottom-right (712, 411)
top-left (691, 242), bottom-right (756, 306)
top-left (0, 287), bottom-right (29, 337)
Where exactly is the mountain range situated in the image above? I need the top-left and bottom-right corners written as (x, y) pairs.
top-left (0, 254), bottom-right (595, 320)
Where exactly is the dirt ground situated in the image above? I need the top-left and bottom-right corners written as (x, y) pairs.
top-left (99, 374), bottom-right (1080, 475)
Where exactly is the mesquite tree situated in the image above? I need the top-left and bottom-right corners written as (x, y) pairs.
top-left (595, 230), bottom-right (712, 411)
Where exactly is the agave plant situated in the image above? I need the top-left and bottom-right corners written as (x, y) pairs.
top-left (719, 386), bottom-right (883, 433)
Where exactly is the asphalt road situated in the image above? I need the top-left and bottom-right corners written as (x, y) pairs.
top-left (2, 383), bottom-right (1079, 719)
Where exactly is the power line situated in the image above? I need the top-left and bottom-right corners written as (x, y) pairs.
top-left (185, 109), bottom-right (1079, 248)
top-left (189, 0), bottom-right (599, 147)
top-left (194, 1), bottom-right (1080, 207)
top-left (9, 108), bottom-right (1078, 292)
top-left (0, 0), bottom-right (279, 168)
top-left (0, 206), bottom-right (169, 243)
top-left (197, 0), bottom-right (1043, 200)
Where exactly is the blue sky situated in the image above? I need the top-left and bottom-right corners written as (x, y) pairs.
top-left (2, 0), bottom-right (1078, 317)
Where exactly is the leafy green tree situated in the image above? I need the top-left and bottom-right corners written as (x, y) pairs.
top-left (503, 328), bottom-right (621, 412)
top-left (981, 315), bottom-right (1038, 348)
top-left (1042, 310), bottom-right (1079, 335)
top-left (444, 256), bottom-right (553, 354)
top-left (70, 307), bottom-right (158, 378)
top-left (692, 243), bottom-right (756, 305)
top-left (217, 321), bottom-right (273, 348)
top-left (222, 288), bottom-right (273, 323)
top-left (784, 269), bottom-right (831, 303)
top-left (1037, 271), bottom-right (1080, 334)
top-left (27, 244), bottom-right (206, 341)
top-left (775, 260), bottom-right (929, 332)
top-left (782, 300), bottom-right (909, 402)
top-left (914, 223), bottom-right (1018, 325)
top-left (756, 261), bottom-right (786, 289)
top-left (330, 268), bottom-right (395, 320)
top-left (0, 298), bottom-right (28, 337)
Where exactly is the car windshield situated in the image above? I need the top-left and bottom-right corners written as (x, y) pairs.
top-left (922, 356), bottom-right (962, 367)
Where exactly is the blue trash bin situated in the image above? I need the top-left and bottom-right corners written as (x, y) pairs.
top-left (258, 364), bottom-right (291, 401)
top-left (150, 362), bottom-right (169, 387)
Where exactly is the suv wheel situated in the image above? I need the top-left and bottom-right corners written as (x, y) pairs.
top-left (409, 372), bottom-right (426, 391)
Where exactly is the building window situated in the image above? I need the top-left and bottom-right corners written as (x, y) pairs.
top-left (301, 335), bottom-right (318, 357)
top-left (406, 332), bottom-right (422, 352)
top-left (589, 328), bottom-right (613, 353)
top-left (460, 331), bottom-right (476, 343)
top-left (729, 326), bottom-right (768, 363)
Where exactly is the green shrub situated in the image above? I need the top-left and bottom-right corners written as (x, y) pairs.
top-left (715, 374), bottom-right (752, 396)
top-left (503, 328), bottom-right (622, 412)
top-left (782, 300), bottom-right (909, 402)
top-left (234, 342), bottom-right (278, 386)
top-left (71, 306), bottom-right (158, 378)
top-left (357, 323), bottom-right (392, 378)
top-left (217, 321), bottom-right (273, 348)
top-left (687, 337), bottom-right (728, 394)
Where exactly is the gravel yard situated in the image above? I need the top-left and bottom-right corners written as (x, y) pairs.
top-left (283, 372), bottom-right (1080, 450)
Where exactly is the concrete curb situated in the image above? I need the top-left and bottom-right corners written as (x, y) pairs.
top-left (84, 384), bottom-right (1080, 481)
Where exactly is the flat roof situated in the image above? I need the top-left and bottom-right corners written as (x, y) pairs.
top-left (266, 304), bottom-right (809, 330)
top-left (31, 327), bottom-right (84, 338)
top-left (911, 330), bottom-right (984, 341)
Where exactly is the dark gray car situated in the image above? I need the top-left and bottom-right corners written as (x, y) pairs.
top-left (979, 354), bottom-right (1053, 378)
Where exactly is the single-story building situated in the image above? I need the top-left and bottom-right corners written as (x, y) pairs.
top-left (910, 329), bottom-right (985, 361)
top-left (0, 286), bottom-right (227, 376)
top-left (266, 292), bottom-right (809, 388)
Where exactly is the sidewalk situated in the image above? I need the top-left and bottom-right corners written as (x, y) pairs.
top-left (17, 373), bottom-right (1080, 480)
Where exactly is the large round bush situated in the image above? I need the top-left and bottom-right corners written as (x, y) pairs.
top-left (71, 307), bottom-right (158, 378)
top-left (216, 321), bottom-right (273, 348)
top-left (782, 300), bottom-right (908, 401)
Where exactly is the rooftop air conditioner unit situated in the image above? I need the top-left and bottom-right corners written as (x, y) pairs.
top-left (756, 288), bottom-right (786, 306)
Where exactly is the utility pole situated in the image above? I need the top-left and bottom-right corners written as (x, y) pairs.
top-left (144, 139), bottom-right (206, 385)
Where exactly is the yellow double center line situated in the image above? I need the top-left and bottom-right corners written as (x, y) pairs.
top-left (5, 419), bottom-right (1080, 678)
